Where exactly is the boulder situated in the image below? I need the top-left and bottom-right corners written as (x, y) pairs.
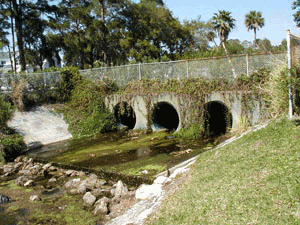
top-left (64, 178), bottom-right (81, 189)
top-left (65, 170), bottom-right (76, 176)
top-left (48, 166), bottom-right (57, 172)
top-left (48, 177), bottom-right (57, 183)
top-left (91, 188), bottom-right (112, 199)
top-left (77, 183), bottom-right (87, 194)
top-left (24, 180), bottom-right (35, 187)
top-left (3, 165), bottom-right (15, 174)
top-left (15, 175), bottom-right (32, 186)
top-left (94, 197), bottom-right (110, 215)
top-left (29, 195), bottom-right (41, 201)
top-left (30, 165), bottom-right (41, 175)
top-left (18, 169), bottom-right (31, 176)
top-left (83, 192), bottom-right (96, 206)
top-left (14, 162), bottom-right (23, 170)
top-left (113, 180), bottom-right (128, 199)
top-left (42, 163), bottom-right (52, 170)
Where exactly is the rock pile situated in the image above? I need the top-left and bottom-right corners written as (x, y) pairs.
top-left (0, 156), bottom-right (137, 219)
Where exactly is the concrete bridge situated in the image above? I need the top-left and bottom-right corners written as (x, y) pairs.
top-left (106, 91), bottom-right (264, 136)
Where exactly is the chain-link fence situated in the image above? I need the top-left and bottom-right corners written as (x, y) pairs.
top-left (0, 71), bottom-right (61, 93)
top-left (0, 52), bottom-right (287, 92)
top-left (80, 52), bottom-right (286, 86)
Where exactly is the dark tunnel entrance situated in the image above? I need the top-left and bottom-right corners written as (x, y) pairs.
top-left (114, 102), bottom-right (136, 129)
top-left (204, 101), bottom-right (232, 137)
top-left (151, 102), bottom-right (179, 131)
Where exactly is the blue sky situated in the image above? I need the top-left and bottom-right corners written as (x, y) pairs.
top-left (161, 0), bottom-right (300, 45)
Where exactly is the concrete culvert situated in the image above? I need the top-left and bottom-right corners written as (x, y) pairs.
top-left (114, 102), bottom-right (136, 129)
top-left (151, 102), bottom-right (179, 131)
top-left (204, 101), bottom-right (232, 137)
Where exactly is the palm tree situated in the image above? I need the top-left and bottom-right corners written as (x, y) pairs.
top-left (245, 11), bottom-right (265, 47)
top-left (211, 10), bottom-right (236, 77)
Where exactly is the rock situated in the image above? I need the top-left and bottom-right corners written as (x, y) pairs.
top-left (113, 180), bottom-right (128, 199)
top-left (135, 184), bottom-right (163, 200)
top-left (29, 195), bottom-right (40, 201)
top-left (24, 180), bottom-right (35, 187)
top-left (77, 171), bottom-right (86, 177)
top-left (83, 192), bottom-right (96, 206)
top-left (14, 156), bottom-right (24, 163)
top-left (154, 176), bottom-right (172, 185)
top-left (49, 166), bottom-right (57, 172)
top-left (15, 175), bottom-right (32, 186)
top-left (0, 194), bottom-right (11, 204)
top-left (64, 178), bottom-right (81, 189)
top-left (92, 188), bottom-right (112, 199)
top-left (140, 170), bottom-right (148, 175)
top-left (3, 165), bottom-right (14, 174)
top-left (48, 177), bottom-right (57, 183)
top-left (18, 169), bottom-right (31, 175)
top-left (65, 170), bottom-right (76, 176)
top-left (42, 163), bottom-right (52, 170)
top-left (84, 174), bottom-right (106, 189)
top-left (14, 162), bottom-right (23, 170)
top-left (22, 162), bottom-right (34, 170)
top-left (77, 183), bottom-right (87, 194)
top-left (94, 197), bottom-right (110, 215)
top-left (30, 165), bottom-right (41, 175)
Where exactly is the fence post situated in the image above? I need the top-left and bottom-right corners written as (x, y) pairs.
top-left (246, 54), bottom-right (249, 77)
top-left (139, 63), bottom-right (141, 80)
top-left (186, 60), bottom-right (189, 78)
top-left (287, 29), bottom-right (293, 119)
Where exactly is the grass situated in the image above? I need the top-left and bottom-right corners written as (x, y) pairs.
top-left (148, 117), bottom-right (300, 225)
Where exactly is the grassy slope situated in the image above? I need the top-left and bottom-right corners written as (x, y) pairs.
top-left (149, 117), bottom-right (300, 225)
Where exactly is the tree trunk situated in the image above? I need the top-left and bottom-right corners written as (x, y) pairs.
top-left (99, 0), bottom-right (108, 66)
top-left (7, 45), bottom-right (13, 72)
top-left (12, 0), bottom-right (26, 72)
top-left (254, 28), bottom-right (257, 47)
top-left (10, 2), bottom-right (16, 73)
top-left (222, 41), bottom-right (236, 78)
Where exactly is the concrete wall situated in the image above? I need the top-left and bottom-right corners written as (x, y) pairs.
top-left (105, 91), bottom-right (264, 133)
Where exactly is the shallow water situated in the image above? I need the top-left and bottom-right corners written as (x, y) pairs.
top-left (26, 130), bottom-right (221, 178)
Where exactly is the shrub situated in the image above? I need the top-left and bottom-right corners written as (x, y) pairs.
top-left (55, 67), bottom-right (82, 102)
top-left (263, 64), bottom-right (300, 117)
top-left (0, 94), bottom-right (13, 129)
top-left (0, 134), bottom-right (26, 162)
top-left (62, 78), bottom-right (117, 138)
top-left (10, 78), bottom-right (26, 111)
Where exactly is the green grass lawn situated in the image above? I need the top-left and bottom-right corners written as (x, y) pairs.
top-left (148, 117), bottom-right (300, 225)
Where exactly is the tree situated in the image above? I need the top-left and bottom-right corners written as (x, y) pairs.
top-left (117, 0), bottom-right (191, 63)
top-left (0, 0), bottom-right (59, 71)
top-left (211, 10), bottom-right (236, 77)
top-left (293, 0), bottom-right (300, 26)
top-left (183, 17), bottom-right (216, 52)
top-left (245, 10), bottom-right (264, 47)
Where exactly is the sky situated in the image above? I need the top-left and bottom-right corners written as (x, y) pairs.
top-left (160, 0), bottom-right (300, 46)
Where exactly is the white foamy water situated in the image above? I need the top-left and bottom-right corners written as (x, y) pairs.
top-left (7, 106), bottom-right (72, 148)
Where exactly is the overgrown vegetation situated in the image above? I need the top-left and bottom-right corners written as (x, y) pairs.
top-left (58, 68), bottom-right (117, 138)
top-left (0, 94), bottom-right (25, 163)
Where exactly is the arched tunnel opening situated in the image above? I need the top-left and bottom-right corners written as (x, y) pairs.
top-left (114, 102), bottom-right (136, 129)
top-left (203, 101), bottom-right (232, 137)
top-left (151, 102), bottom-right (179, 131)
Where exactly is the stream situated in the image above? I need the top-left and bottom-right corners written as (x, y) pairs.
top-left (25, 130), bottom-right (222, 179)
